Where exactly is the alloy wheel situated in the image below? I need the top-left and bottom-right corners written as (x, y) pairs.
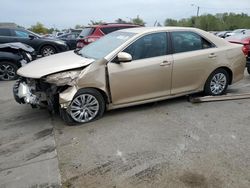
top-left (69, 94), bottom-right (100, 123)
top-left (210, 73), bottom-right (227, 95)
top-left (42, 47), bottom-right (55, 56)
top-left (0, 63), bottom-right (16, 80)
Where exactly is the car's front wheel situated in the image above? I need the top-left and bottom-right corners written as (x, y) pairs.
top-left (204, 68), bottom-right (229, 96)
top-left (247, 67), bottom-right (250, 75)
top-left (41, 45), bottom-right (56, 57)
top-left (60, 89), bottom-right (105, 125)
top-left (0, 61), bottom-right (19, 81)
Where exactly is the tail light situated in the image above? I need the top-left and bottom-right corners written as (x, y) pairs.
top-left (76, 37), bottom-right (98, 48)
top-left (242, 45), bottom-right (250, 56)
top-left (76, 41), bottom-right (84, 48)
top-left (83, 37), bottom-right (98, 44)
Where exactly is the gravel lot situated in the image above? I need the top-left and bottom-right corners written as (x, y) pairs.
top-left (0, 71), bottom-right (250, 188)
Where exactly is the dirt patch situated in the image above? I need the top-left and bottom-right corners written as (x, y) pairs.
top-left (180, 172), bottom-right (207, 187)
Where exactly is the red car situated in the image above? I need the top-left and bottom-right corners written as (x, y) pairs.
top-left (227, 32), bottom-right (250, 74)
top-left (76, 23), bottom-right (140, 48)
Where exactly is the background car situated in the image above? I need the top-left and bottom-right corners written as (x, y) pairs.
top-left (216, 31), bottom-right (232, 38)
top-left (226, 31), bottom-right (250, 74)
top-left (0, 27), bottom-right (69, 56)
top-left (57, 33), bottom-right (79, 50)
top-left (76, 23), bottom-right (140, 48)
top-left (0, 42), bottom-right (35, 80)
top-left (225, 29), bottom-right (248, 38)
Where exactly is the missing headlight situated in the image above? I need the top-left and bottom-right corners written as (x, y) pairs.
top-left (45, 70), bottom-right (81, 86)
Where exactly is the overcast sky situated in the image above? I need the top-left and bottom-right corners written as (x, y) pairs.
top-left (1, 0), bottom-right (250, 29)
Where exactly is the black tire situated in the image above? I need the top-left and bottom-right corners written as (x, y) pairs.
top-left (40, 45), bottom-right (56, 57)
top-left (0, 61), bottom-right (19, 81)
top-left (60, 88), bottom-right (106, 125)
top-left (247, 67), bottom-right (250, 75)
top-left (204, 68), bottom-right (229, 96)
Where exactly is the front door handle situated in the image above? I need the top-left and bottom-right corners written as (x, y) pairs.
top-left (160, 60), bottom-right (171, 66)
top-left (208, 53), bottom-right (217, 58)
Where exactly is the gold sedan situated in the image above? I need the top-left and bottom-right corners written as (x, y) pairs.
top-left (16, 27), bottom-right (246, 124)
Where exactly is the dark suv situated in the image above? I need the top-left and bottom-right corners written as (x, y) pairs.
top-left (0, 27), bottom-right (69, 56)
top-left (76, 23), bottom-right (140, 48)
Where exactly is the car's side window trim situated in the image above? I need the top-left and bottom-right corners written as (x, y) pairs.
top-left (170, 31), bottom-right (217, 54)
top-left (110, 32), bottom-right (170, 63)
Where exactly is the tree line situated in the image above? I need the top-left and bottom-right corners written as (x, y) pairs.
top-left (29, 12), bottom-right (250, 34)
top-left (164, 13), bottom-right (250, 31)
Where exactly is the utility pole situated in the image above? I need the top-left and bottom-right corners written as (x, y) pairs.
top-left (196, 6), bottom-right (200, 17)
top-left (191, 4), bottom-right (200, 17)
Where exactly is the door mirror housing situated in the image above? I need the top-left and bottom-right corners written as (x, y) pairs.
top-left (115, 52), bottom-right (132, 63)
top-left (28, 35), bottom-right (35, 40)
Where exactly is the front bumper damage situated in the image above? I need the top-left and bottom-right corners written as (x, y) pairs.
top-left (13, 78), bottom-right (62, 111)
top-left (13, 77), bottom-right (78, 113)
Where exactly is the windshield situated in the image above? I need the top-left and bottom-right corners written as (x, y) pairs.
top-left (79, 31), bottom-right (136, 59)
top-left (78, 27), bottom-right (95, 38)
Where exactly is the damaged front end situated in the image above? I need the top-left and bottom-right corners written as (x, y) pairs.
top-left (13, 65), bottom-right (90, 113)
top-left (13, 74), bottom-right (74, 112)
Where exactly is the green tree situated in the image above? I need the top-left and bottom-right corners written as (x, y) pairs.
top-left (164, 19), bottom-right (178, 26)
top-left (89, 20), bottom-right (105, 25)
top-left (29, 22), bottom-right (48, 34)
top-left (131, 15), bottom-right (146, 26)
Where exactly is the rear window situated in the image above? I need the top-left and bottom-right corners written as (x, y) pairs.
top-left (0, 28), bottom-right (11, 36)
top-left (78, 28), bottom-right (95, 38)
top-left (101, 27), bottom-right (119, 34)
top-left (101, 26), bottom-right (137, 34)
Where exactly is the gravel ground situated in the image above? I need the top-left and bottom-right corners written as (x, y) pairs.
top-left (54, 72), bottom-right (250, 188)
top-left (0, 71), bottom-right (249, 188)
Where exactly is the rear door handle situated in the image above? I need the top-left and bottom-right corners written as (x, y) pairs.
top-left (160, 60), bottom-right (171, 66)
top-left (208, 53), bottom-right (217, 58)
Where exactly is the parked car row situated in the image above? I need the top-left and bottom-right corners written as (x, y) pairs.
top-left (0, 27), bottom-right (69, 56)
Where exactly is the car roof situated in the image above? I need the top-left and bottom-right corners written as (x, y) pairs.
top-left (88, 23), bottom-right (140, 28)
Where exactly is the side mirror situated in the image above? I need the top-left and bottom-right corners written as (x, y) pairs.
top-left (28, 35), bottom-right (35, 40)
top-left (115, 52), bottom-right (132, 63)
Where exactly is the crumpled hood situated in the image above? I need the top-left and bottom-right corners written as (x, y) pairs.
top-left (17, 51), bottom-right (95, 78)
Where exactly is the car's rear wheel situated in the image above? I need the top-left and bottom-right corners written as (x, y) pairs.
top-left (0, 61), bottom-right (19, 81)
top-left (204, 68), bottom-right (229, 96)
top-left (60, 89), bottom-right (105, 125)
top-left (41, 45), bottom-right (56, 57)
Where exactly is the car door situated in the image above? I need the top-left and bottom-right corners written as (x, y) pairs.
top-left (107, 32), bottom-right (173, 105)
top-left (170, 31), bottom-right (217, 95)
top-left (0, 28), bottom-right (17, 44)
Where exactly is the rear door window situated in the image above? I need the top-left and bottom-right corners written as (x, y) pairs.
top-left (0, 28), bottom-right (11, 36)
top-left (101, 27), bottom-right (119, 34)
top-left (171, 31), bottom-right (214, 53)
